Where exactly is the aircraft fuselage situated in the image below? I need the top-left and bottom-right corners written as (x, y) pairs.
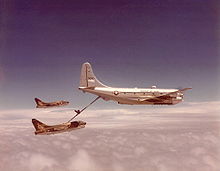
top-left (34, 121), bottom-right (86, 135)
top-left (79, 87), bottom-right (183, 105)
top-left (78, 62), bottom-right (191, 105)
top-left (36, 101), bottom-right (69, 108)
top-left (34, 98), bottom-right (69, 108)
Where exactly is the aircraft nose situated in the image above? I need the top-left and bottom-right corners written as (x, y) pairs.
top-left (76, 121), bottom-right (86, 126)
top-left (81, 121), bottom-right (86, 125)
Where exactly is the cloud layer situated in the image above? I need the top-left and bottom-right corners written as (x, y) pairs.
top-left (0, 101), bottom-right (220, 171)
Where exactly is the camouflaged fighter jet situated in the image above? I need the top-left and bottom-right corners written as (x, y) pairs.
top-left (34, 98), bottom-right (69, 108)
top-left (32, 119), bottom-right (86, 135)
top-left (79, 62), bottom-right (192, 105)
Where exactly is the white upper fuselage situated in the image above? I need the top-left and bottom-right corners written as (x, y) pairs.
top-left (79, 86), bottom-right (183, 105)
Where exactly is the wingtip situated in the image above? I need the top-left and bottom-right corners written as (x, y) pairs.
top-left (180, 87), bottom-right (192, 92)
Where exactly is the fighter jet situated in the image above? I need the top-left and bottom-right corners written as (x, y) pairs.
top-left (78, 62), bottom-right (192, 105)
top-left (34, 98), bottom-right (69, 108)
top-left (32, 119), bottom-right (86, 135)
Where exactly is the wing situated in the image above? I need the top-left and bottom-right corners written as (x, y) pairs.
top-left (140, 88), bottom-right (192, 102)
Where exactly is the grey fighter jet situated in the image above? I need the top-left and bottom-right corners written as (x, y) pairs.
top-left (34, 98), bottom-right (69, 108)
top-left (32, 119), bottom-right (86, 135)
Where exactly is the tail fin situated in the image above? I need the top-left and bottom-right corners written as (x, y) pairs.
top-left (34, 98), bottom-right (45, 106)
top-left (32, 119), bottom-right (48, 131)
top-left (79, 62), bottom-right (107, 88)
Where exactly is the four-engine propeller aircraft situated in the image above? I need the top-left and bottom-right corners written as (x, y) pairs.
top-left (34, 98), bottom-right (69, 108)
top-left (79, 62), bottom-right (191, 105)
top-left (32, 119), bottom-right (86, 135)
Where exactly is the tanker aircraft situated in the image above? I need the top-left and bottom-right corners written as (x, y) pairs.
top-left (34, 98), bottom-right (69, 108)
top-left (32, 119), bottom-right (86, 135)
top-left (78, 62), bottom-right (191, 105)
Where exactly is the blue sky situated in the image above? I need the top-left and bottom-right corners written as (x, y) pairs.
top-left (0, 0), bottom-right (219, 109)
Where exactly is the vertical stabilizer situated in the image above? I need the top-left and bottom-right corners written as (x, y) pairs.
top-left (79, 62), bottom-right (107, 88)
top-left (32, 119), bottom-right (48, 131)
top-left (34, 98), bottom-right (45, 106)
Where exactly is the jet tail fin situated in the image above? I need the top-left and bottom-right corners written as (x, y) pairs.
top-left (32, 119), bottom-right (48, 131)
top-left (79, 62), bottom-right (107, 88)
top-left (34, 98), bottom-right (45, 106)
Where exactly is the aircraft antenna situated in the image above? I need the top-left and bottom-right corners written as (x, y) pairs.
top-left (67, 96), bottom-right (101, 122)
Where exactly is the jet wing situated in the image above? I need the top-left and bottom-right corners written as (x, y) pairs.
top-left (140, 88), bottom-right (192, 102)
top-left (176, 88), bottom-right (192, 92)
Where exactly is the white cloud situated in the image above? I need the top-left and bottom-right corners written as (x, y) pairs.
top-left (28, 153), bottom-right (57, 171)
top-left (68, 149), bottom-right (101, 171)
top-left (0, 101), bottom-right (220, 171)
